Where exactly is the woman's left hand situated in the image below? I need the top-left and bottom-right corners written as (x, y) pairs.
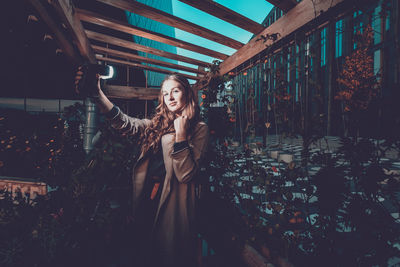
top-left (174, 115), bottom-right (189, 142)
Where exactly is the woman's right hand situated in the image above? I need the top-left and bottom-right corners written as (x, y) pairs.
top-left (74, 65), bottom-right (114, 113)
top-left (74, 65), bottom-right (101, 98)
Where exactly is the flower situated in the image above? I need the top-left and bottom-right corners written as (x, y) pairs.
top-left (32, 229), bottom-right (38, 238)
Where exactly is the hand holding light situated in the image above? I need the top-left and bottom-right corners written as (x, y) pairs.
top-left (74, 64), bottom-right (115, 98)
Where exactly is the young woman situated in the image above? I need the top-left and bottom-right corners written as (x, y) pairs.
top-left (75, 71), bottom-right (209, 267)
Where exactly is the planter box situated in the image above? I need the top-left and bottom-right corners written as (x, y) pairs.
top-left (270, 151), bottom-right (279, 159)
top-left (278, 154), bottom-right (293, 163)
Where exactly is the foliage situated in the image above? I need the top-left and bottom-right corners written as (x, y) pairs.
top-left (256, 32), bottom-right (281, 55)
top-left (202, 136), bottom-right (400, 266)
top-left (336, 25), bottom-right (381, 138)
top-left (200, 60), bottom-right (235, 141)
top-left (0, 108), bottom-right (65, 179)
top-left (200, 60), bottom-right (224, 119)
top-left (0, 105), bottom-right (140, 267)
top-left (270, 71), bottom-right (301, 138)
top-left (336, 25), bottom-right (380, 112)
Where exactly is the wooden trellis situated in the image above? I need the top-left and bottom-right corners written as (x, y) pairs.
top-left (26, 0), bottom-right (351, 100)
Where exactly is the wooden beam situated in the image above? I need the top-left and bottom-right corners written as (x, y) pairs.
top-left (96, 56), bottom-right (201, 81)
top-left (92, 45), bottom-right (206, 75)
top-left (265, 0), bottom-right (298, 12)
top-left (103, 85), bottom-right (159, 100)
top-left (178, 0), bottom-right (265, 34)
top-left (86, 30), bottom-right (210, 68)
top-left (49, 0), bottom-right (96, 63)
top-left (76, 8), bottom-right (228, 60)
top-left (28, 0), bottom-right (80, 64)
top-left (96, 0), bottom-right (244, 50)
top-left (219, 0), bottom-right (345, 75)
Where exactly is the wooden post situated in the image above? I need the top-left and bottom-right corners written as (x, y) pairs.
top-left (326, 19), bottom-right (336, 135)
top-left (394, 0), bottom-right (400, 86)
top-left (304, 37), bottom-right (310, 139)
top-left (145, 53), bottom-right (148, 118)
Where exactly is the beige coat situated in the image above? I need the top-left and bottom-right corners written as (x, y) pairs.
top-left (109, 109), bottom-right (209, 266)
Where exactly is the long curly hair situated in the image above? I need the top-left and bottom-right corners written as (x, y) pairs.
top-left (140, 74), bottom-right (199, 155)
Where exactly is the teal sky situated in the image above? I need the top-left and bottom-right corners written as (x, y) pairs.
top-left (171, 0), bottom-right (273, 73)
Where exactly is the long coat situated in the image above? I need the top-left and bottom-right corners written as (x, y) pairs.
top-left (109, 108), bottom-right (209, 267)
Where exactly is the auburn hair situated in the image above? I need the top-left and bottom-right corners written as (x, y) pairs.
top-left (140, 74), bottom-right (199, 155)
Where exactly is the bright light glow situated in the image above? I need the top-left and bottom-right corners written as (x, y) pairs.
top-left (99, 66), bottom-right (114, 80)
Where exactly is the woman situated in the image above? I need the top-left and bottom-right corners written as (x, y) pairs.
top-left (75, 70), bottom-right (209, 267)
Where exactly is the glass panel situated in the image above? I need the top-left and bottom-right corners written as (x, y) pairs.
top-left (321, 28), bottom-right (327, 66)
top-left (353, 10), bottom-right (363, 49)
top-left (287, 53), bottom-right (290, 82)
top-left (373, 5), bottom-right (381, 45)
top-left (374, 49), bottom-right (381, 75)
top-left (336, 20), bottom-right (343, 58)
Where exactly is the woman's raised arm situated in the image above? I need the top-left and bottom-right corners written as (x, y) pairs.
top-left (74, 66), bottom-right (150, 136)
top-left (74, 66), bottom-right (113, 114)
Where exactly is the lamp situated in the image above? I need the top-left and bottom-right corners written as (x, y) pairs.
top-left (76, 64), bottom-right (116, 98)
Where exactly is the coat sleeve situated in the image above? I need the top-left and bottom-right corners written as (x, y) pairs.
top-left (107, 106), bottom-right (151, 136)
top-left (170, 122), bottom-right (209, 183)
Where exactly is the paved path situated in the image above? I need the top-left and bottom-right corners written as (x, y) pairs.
top-left (221, 135), bottom-right (400, 219)
top-left (239, 135), bottom-right (400, 170)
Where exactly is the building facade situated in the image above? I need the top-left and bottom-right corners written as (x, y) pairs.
top-left (125, 0), bottom-right (177, 87)
top-left (230, 0), bottom-right (399, 140)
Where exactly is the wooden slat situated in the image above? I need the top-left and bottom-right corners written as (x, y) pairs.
top-left (92, 45), bottom-right (206, 75)
top-left (219, 0), bottom-right (345, 75)
top-left (28, 0), bottom-right (80, 64)
top-left (76, 8), bottom-right (228, 60)
top-left (265, 0), bottom-right (298, 12)
top-left (103, 85), bottom-right (159, 100)
top-left (49, 0), bottom-right (96, 63)
top-left (86, 30), bottom-right (210, 68)
top-left (178, 0), bottom-right (265, 34)
top-left (96, 0), bottom-right (244, 50)
top-left (96, 56), bottom-right (200, 81)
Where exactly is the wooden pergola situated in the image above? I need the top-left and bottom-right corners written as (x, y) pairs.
top-left (28, 0), bottom-right (345, 101)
